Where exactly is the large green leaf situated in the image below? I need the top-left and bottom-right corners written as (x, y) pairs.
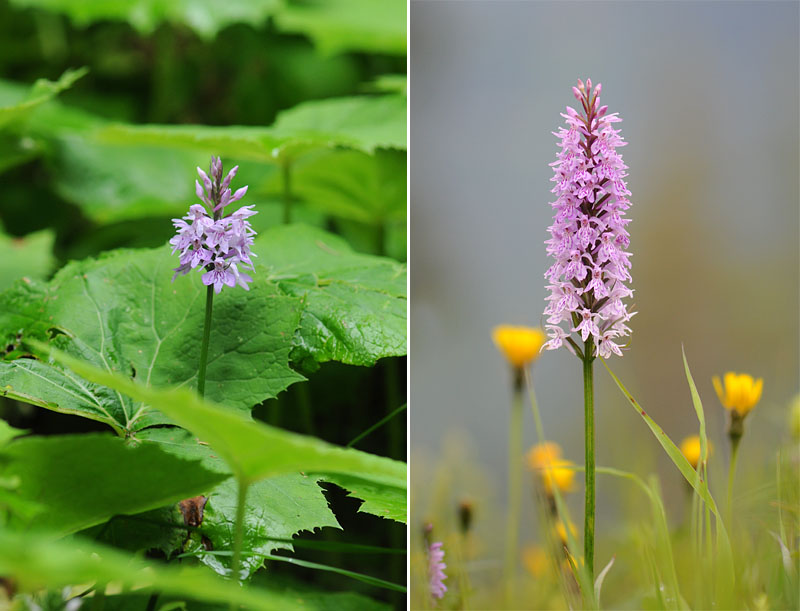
top-left (138, 427), bottom-right (341, 580)
top-left (97, 94), bottom-right (407, 163)
top-left (0, 433), bottom-right (227, 536)
top-left (49, 134), bottom-right (201, 223)
top-left (290, 149), bottom-right (406, 225)
top-left (319, 473), bottom-right (405, 523)
top-left (35, 341), bottom-right (407, 491)
top-left (0, 246), bottom-right (303, 434)
top-left (0, 528), bottom-right (308, 610)
top-left (257, 224), bottom-right (407, 366)
top-left (0, 228), bottom-right (54, 293)
top-left (273, 94), bottom-right (406, 156)
top-left (274, 0), bottom-right (406, 56)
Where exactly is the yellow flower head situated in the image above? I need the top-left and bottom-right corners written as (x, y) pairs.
top-left (712, 372), bottom-right (763, 417)
top-left (554, 519), bottom-right (577, 545)
top-left (527, 441), bottom-right (562, 467)
top-left (679, 435), bottom-right (712, 470)
top-left (523, 545), bottom-right (549, 578)
top-left (527, 443), bottom-right (576, 494)
top-left (492, 325), bottom-right (546, 368)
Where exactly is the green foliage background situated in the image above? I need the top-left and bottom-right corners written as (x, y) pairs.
top-left (0, 1), bottom-right (407, 609)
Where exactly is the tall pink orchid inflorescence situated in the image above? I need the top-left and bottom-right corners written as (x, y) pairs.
top-left (543, 79), bottom-right (634, 359)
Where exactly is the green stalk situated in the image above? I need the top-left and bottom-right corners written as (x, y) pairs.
top-left (282, 162), bottom-right (293, 224)
top-left (726, 435), bottom-right (741, 526)
top-left (230, 480), bottom-right (249, 600)
top-left (504, 368), bottom-right (524, 605)
top-left (583, 341), bottom-right (595, 581)
top-left (197, 285), bottom-right (214, 398)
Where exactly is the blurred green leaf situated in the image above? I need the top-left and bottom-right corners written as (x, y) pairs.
top-left (0, 433), bottom-right (227, 536)
top-left (0, 228), bottom-right (54, 293)
top-left (49, 135), bottom-right (200, 223)
top-left (290, 150), bottom-right (406, 225)
top-left (0, 68), bottom-right (86, 129)
top-left (274, 0), bottom-right (406, 56)
top-left (0, 246), bottom-right (303, 433)
top-left (273, 94), bottom-right (406, 157)
top-left (99, 575), bottom-right (392, 611)
top-left (10, 0), bottom-right (280, 39)
top-left (366, 74), bottom-right (407, 95)
top-left (255, 224), bottom-right (407, 366)
top-left (0, 420), bottom-right (27, 447)
top-left (97, 94), bottom-right (407, 163)
top-left (0, 528), bottom-right (307, 609)
top-left (34, 340), bottom-right (407, 491)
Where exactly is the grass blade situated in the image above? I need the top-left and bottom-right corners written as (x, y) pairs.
top-left (601, 360), bottom-right (735, 602)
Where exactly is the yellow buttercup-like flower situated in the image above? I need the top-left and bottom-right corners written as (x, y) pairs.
top-left (523, 545), bottom-right (549, 578)
top-left (527, 442), bottom-right (576, 494)
top-left (527, 441), bottom-right (562, 467)
top-left (679, 435), bottom-right (712, 470)
top-left (712, 372), bottom-right (763, 417)
top-left (492, 325), bottom-right (546, 369)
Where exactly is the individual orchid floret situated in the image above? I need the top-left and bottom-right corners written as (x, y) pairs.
top-left (427, 540), bottom-right (448, 601)
top-left (171, 156), bottom-right (257, 293)
top-left (542, 79), bottom-right (634, 358)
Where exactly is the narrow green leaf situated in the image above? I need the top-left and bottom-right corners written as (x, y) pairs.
top-left (601, 360), bottom-right (735, 592)
top-left (347, 404), bottom-right (407, 448)
top-left (181, 550), bottom-right (406, 593)
top-left (681, 346), bottom-right (709, 468)
top-left (593, 555), bottom-right (615, 606)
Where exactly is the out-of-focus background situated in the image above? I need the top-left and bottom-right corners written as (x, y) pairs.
top-left (410, 0), bottom-right (798, 578)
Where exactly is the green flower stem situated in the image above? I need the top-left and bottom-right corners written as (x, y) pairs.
top-left (197, 285), bottom-right (214, 398)
top-left (282, 161), bottom-right (293, 224)
top-left (230, 480), bottom-right (250, 597)
top-left (583, 342), bottom-right (595, 581)
top-left (504, 368), bottom-right (524, 605)
top-left (726, 434), bottom-right (741, 525)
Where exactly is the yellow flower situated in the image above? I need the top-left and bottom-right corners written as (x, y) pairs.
top-left (527, 441), bottom-right (562, 467)
top-left (523, 545), bottom-right (549, 578)
top-left (492, 325), bottom-right (546, 369)
top-left (554, 519), bottom-right (577, 545)
top-left (679, 435), bottom-right (712, 470)
top-left (712, 372), bottom-right (763, 417)
top-left (527, 442), bottom-right (576, 494)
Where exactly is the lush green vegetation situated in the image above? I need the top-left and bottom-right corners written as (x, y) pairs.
top-left (0, 1), bottom-right (407, 609)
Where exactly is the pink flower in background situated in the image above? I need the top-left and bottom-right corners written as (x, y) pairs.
top-left (543, 79), bottom-right (635, 358)
top-left (427, 540), bottom-right (448, 600)
top-left (171, 157), bottom-right (257, 293)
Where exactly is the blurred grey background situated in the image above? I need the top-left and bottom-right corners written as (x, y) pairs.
top-left (409, 0), bottom-right (799, 545)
